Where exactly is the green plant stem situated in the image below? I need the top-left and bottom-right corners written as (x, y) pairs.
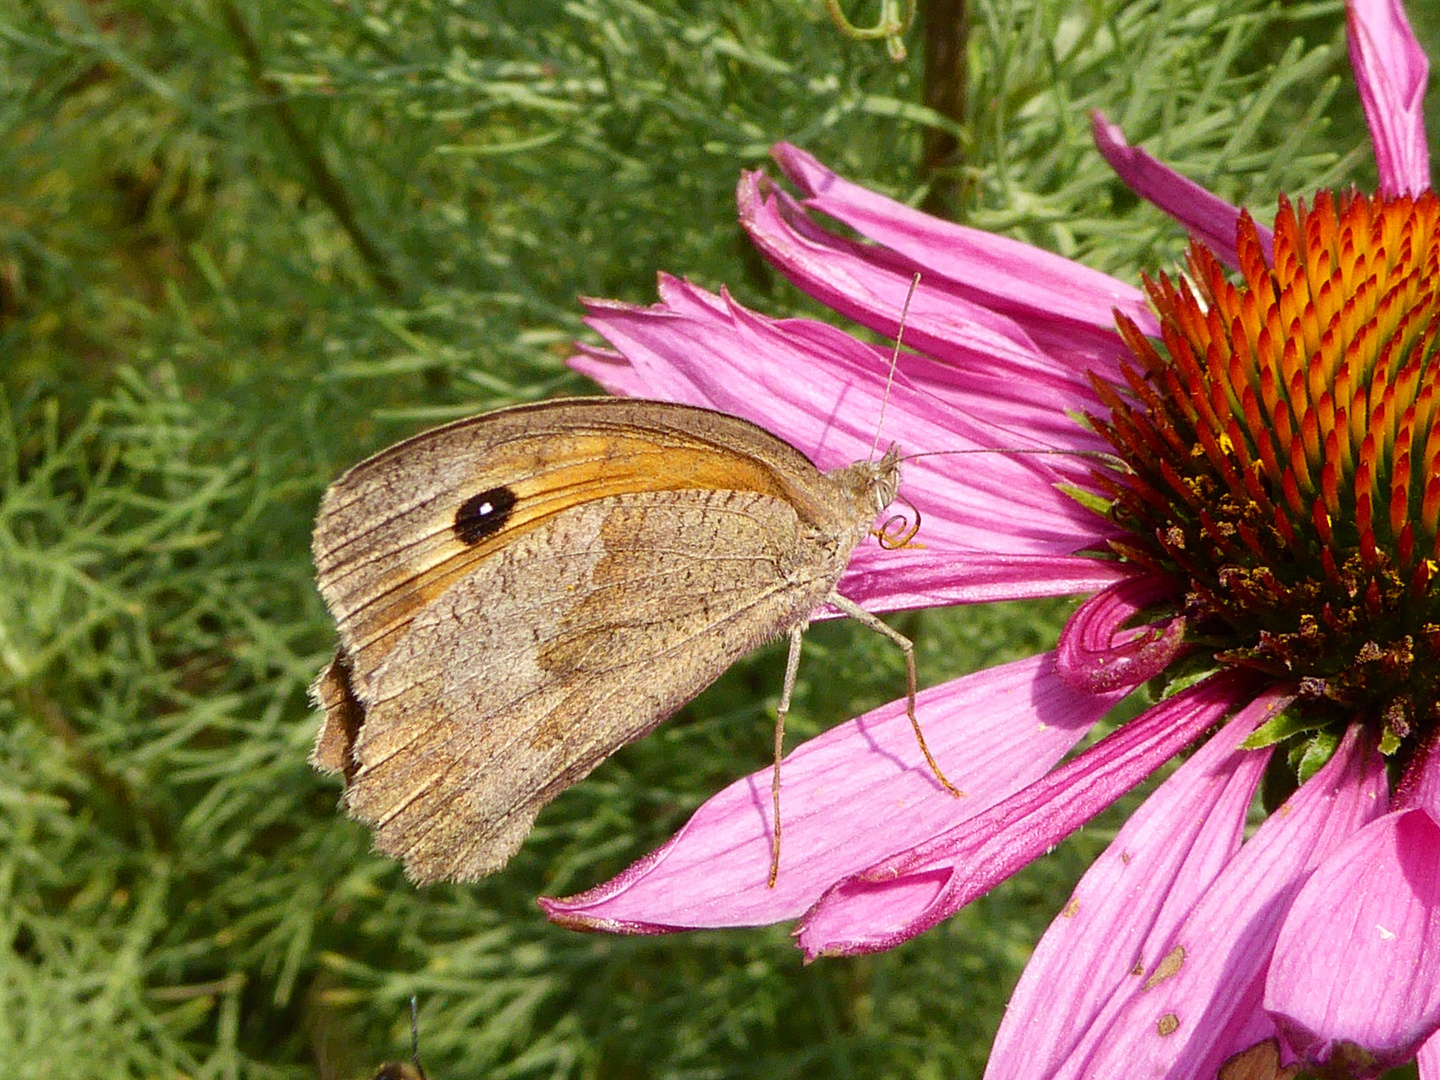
top-left (215, 0), bottom-right (401, 298)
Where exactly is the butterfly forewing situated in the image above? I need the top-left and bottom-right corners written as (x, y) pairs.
top-left (312, 400), bottom-right (844, 691)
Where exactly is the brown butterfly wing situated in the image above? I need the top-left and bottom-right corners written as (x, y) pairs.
top-left (312, 399), bottom-right (844, 707)
top-left (342, 487), bottom-right (849, 882)
top-left (310, 398), bottom-right (875, 882)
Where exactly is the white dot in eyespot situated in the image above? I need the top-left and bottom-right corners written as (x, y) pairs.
top-left (454, 485), bottom-right (518, 545)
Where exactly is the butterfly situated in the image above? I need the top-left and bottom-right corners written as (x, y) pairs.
top-left (311, 396), bottom-right (954, 884)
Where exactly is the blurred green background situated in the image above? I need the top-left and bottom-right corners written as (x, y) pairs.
top-left (3, 0), bottom-right (1432, 1076)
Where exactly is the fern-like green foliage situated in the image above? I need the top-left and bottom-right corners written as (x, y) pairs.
top-left (3, 0), bottom-right (1425, 1076)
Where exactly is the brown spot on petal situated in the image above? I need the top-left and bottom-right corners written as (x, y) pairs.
top-left (1143, 945), bottom-right (1186, 989)
top-left (1156, 1013), bottom-right (1180, 1037)
top-left (1219, 1040), bottom-right (1299, 1080)
top-left (1062, 898), bottom-right (1080, 918)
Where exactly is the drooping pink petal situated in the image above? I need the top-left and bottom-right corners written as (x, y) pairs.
top-left (568, 343), bottom-right (656, 398)
top-left (738, 169), bottom-right (1127, 397)
top-left (770, 310), bottom-right (1116, 454)
top-left (983, 691), bottom-right (1281, 1080)
top-left (660, 273), bottom-right (1116, 459)
top-left (1091, 111), bottom-right (1276, 270)
top-left (581, 285), bottom-right (1117, 571)
top-left (590, 278), bottom-right (1088, 483)
top-left (770, 142), bottom-right (1158, 337)
top-left (1347, 0), bottom-right (1432, 196)
top-left (1059, 724), bottom-right (1390, 1080)
top-left (1264, 807), bottom-right (1440, 1071)
top-left (540, 653), bottom-right (1121, 930)
top-left (1054, 571), bottom-right (1188, 693)
top-left (795, 669), bottom-right (1263, 958)
top-left (577, 288), bottom-right (1132, 614)
top-left (573, 282), bottom-right (1130, 611)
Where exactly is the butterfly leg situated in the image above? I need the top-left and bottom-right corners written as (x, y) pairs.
top-left (827, 594), bottom-right (963, 798)
top-left (769, 622), bottom-right (807, 888)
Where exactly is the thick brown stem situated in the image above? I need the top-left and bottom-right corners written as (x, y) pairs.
top-left (921, 0), bottom-right (967, 213)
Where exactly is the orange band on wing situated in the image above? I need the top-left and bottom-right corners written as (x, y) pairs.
top-left (338, 433), bottom-right (800, 674)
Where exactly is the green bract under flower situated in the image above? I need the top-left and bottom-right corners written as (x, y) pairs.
top-left (1094, 190), bottom-right (1440, 767)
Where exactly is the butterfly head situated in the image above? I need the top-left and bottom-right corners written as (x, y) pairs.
top-left (830, 444), bottom-right (903, 526)
top-left (867, 445), bottom-right (903, 516)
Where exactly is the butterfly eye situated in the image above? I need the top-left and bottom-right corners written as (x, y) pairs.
top-left (454, 485), bottom-right (518, 544)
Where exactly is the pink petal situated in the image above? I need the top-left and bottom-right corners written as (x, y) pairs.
top-left (1059, 724), bottom-right (1390, 1080)
top-left (1400, 731), bottom-right (1440, 818)
top-left (738, 169), bottom-right (1126, 399)
top-left (1055, 572), bottom-right (1187, 694)
top-left (569, 300), bottom-right (1127, 609)
top-left (1213, 989), bottom-right (1286, 1078)
top-left (719, 276), bottom-right (1117, 459)
top-left (983, 691), bottom-right (1280, 1080)
top-left (770, 142), bottom-right (1158, 337)
top-left (578, 280), bottom-right (1128, 610)
top-left (581, 286), bottom-right (1117, 567)
top-left (769, 310), bottom-right (1117, 457)
top-left (568, 343), bottom-right (656, 398)
top-left (653, 273), bottom-right (1107, 450)
top-left (795, 669), bottom-right (1262, 958)
top-left (540, 653), bottom-right (1120, 930)
top-left (1421, 1028), bottom-right (1440, 1079)
top-left (834, 547), bottom-right (1132, 617)
top-left (1091, 112), bottom-right (1276, 270)
top-left (1348, 0), bottom-right (1432, 197)
top-left (1265, 807), bottom-right (1440, 1070)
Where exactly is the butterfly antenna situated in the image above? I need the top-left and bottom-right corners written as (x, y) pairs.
top-left (870, 272), bottom-right (921, 462)
top-left (902, 447), bottom-right (1126, 467)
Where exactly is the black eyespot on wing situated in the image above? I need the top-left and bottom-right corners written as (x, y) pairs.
top-left (454, 485), bottom-right (517, 545)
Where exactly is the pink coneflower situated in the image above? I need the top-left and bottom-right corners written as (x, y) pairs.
top-left (543, 0), bottom-right (1437, 1075)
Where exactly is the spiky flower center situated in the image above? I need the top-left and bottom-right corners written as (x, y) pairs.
top-left (1093, 190), bottom-right (1440, 753)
